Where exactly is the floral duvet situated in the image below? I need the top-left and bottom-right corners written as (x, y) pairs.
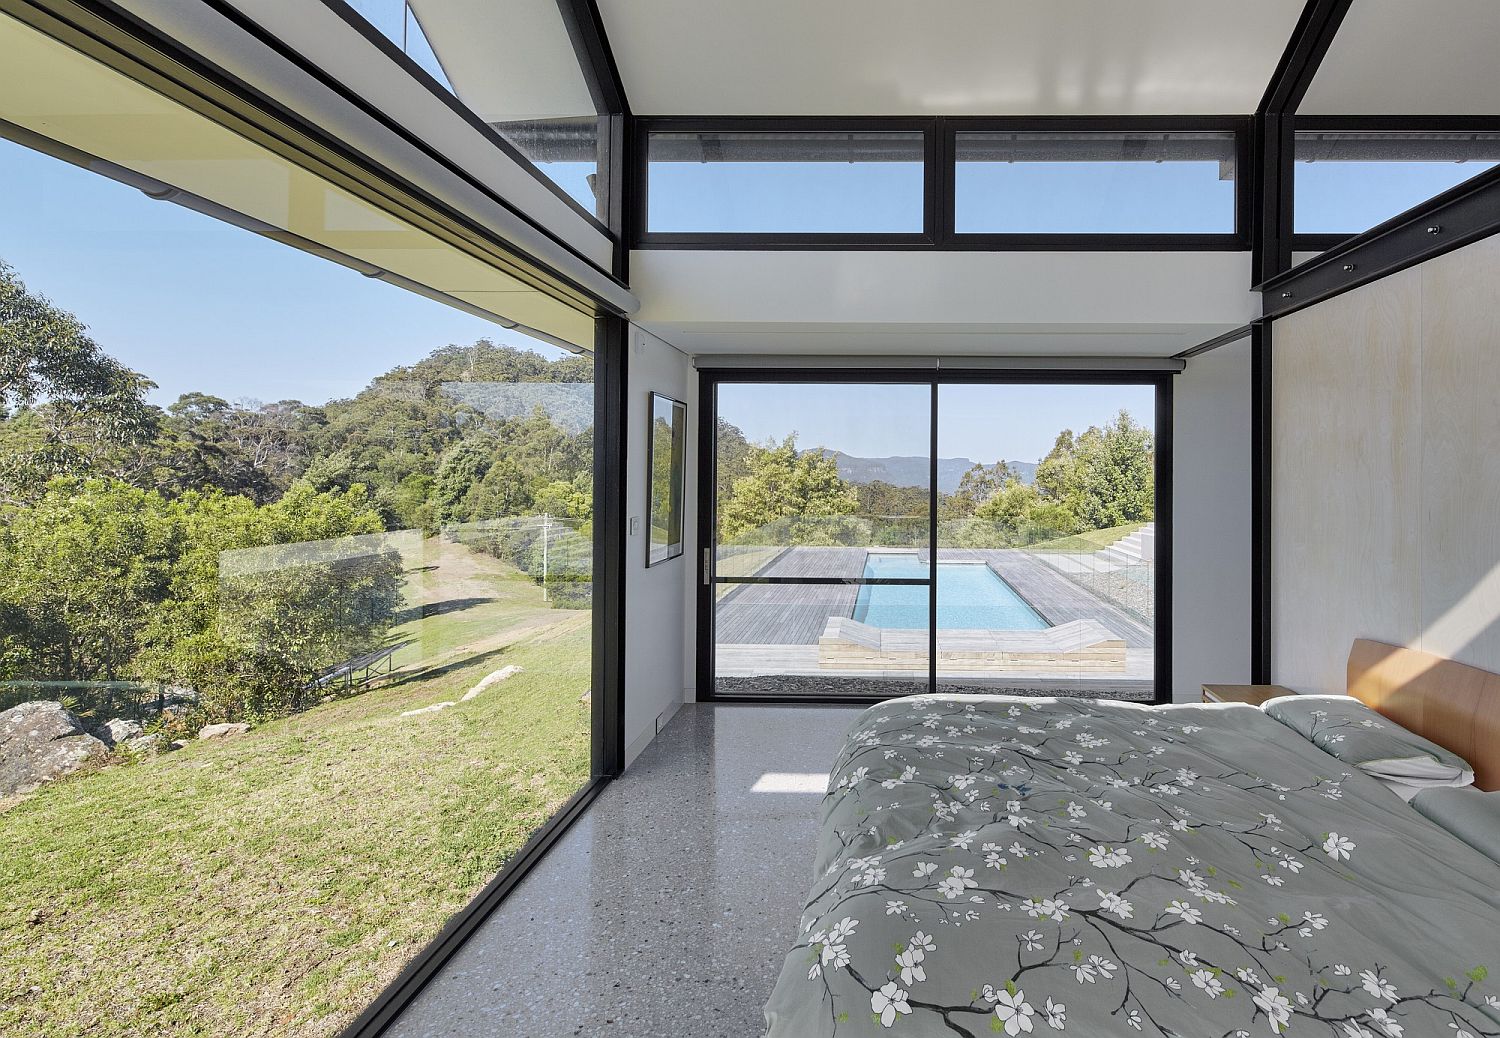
top-left (764, 695), bottom-right (1500, 1037)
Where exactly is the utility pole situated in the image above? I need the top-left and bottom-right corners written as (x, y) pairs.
top-left (541, 511), bottom-right (551, 601)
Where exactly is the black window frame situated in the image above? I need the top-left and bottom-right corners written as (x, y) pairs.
top-left (1290, 115), bottom-right (1500, 253)
top-left (632, 115), bottom-right (1250, 251)
top-left (942, 116), bottom-right (1250, 251)
top-left (696, 367), bottom-right (1174, 706)
top-left (633, 116), bottom-right (940, 247)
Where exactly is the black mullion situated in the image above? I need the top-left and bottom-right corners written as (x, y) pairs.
top-left (923, 117), bottom-right (943, 244)
top-left (553, 0), bottom-right (629, 117)
top-left (928, 381), bottom-right (939, 694)
top-left (1250, 325), bottom-right (1273, 684)
top-left (697, 372), bottom-right (718, 701)
top-left (1153, 375), bottom-right (1174, 705)
top-left (591, 314), bottom-right (627, 776)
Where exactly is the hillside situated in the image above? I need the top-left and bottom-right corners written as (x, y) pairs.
top-left (817, 450), bottom-right (1037, 492)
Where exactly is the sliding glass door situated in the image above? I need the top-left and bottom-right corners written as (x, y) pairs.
top-left (702, 374), bottom-right (1167, 702)
top-left (935, 384), bottom-right (1158, 699)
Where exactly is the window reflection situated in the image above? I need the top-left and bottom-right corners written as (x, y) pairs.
top-left (344, 0), bottom-right (606, 219)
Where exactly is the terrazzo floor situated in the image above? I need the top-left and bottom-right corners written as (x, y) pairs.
top-left (383, 703), bottom-right (865, 1038)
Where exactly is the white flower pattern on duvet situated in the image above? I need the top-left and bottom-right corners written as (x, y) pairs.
top-left (763, 695), bottom-right (1500, 1037)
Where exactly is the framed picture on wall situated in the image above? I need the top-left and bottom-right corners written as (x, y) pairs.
top-left (647, 392), bottom-right (687, 567)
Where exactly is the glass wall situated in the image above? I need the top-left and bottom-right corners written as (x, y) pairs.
top-left (0, 124), bottom-right (599, 1038)
top-left (954, 130), bottom-right (1238, 234)
top-left (708, 380), bottom-right (1159, 701)
top-left (1294, 129), bottom-right (1500, 236)
top-left (343, 0), bottom-right (607, 220)
top-left (646, 131), bottom-right (927, 234)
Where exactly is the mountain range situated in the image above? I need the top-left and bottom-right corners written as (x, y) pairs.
top-left (817, 450), bottom-right (1037, 493)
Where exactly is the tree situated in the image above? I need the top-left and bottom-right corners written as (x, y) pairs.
top-left (1073, 410), bottom-right (1154, 528)
top-left (136, 482), bottom-right (400, 720)
top-left (0, 475), bottom-right (402, 721)
top-left (972, 478), bottom-right (1042, 542)
top-left (0, 262), bottom-right (158, 501)
top-left (718, 434), bottom-right (860, 544)
top-left (715, 418), bottom-right (753, 518)
top-left (941, 461), bottom-right (1015, 519)
top-left (153, 393), bottom-right (321, 503)
top-left (1034, 430), bottom-right (1083, 514)
top-left (0, 478), bottom-right (177, 682)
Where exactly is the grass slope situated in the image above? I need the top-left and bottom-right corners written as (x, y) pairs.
top-left (1024, 521), bottom-right (1147, 555)
top-left (0, 540), bottom-right (590, 1038)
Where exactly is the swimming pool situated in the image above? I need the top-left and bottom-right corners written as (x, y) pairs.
top-left (852, 554), bottom-right (1049, 631)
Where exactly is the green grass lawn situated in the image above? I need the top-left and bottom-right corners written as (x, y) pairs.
top-left (1024, 521), bottom-right (1146, 554)
top-left (0, 539), bottom-right (591, 1038)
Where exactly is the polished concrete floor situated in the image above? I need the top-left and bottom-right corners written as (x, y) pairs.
top-left (385, 703), bottom-right (864, 1038)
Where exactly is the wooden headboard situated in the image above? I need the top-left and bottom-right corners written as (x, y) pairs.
top-left (1347, 639), bottom-right (1500, 791)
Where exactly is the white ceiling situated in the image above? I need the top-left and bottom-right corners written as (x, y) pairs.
top-left (597, 0), bottom-right (1307, 115)
top-left (1300, 0), bottom-right (1500, 115)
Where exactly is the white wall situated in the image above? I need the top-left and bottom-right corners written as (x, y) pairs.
top-left (624, 326), bottom-right (694, 765)
top-left (1172, 338), bottom-right (1253, 700)
top-left (631, 250), bottom-right (1258, 357)
top-left (1272, 234), bottom-right (1500, 692)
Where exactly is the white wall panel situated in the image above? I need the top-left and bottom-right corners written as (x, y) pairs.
top-left (1417, 235), bottom-right (1500, 672)
top-left (1272, 269), bottom-right (1423, 693)
top-left (1172, 336), bottom-right (1253, 699)
top-left (624, 326), bottom-right (694, 764)
top-left (631, 251), bottom-right (1257, 357)
top-left (1271, 236), bottom-right (1500, 692)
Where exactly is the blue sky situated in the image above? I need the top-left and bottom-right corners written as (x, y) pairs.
top-left (720, 382), bottom-right (1156, 466)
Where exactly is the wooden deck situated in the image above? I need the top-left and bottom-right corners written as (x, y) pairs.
top-left (715, 547), bottom-right (866, 645)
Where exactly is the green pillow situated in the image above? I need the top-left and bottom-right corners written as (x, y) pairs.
top-left (1263, 694), bottom-right (1474, 789)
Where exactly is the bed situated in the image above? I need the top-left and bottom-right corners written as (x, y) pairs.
top-left (764, 640), bottom-right (1500, 1037)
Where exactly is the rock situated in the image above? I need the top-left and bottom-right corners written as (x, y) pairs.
top-left (92, 718), bottom-right (144, 748)
top-left (168, 740), bottom-right (190, 752)
top-left (0, 701), bottom-right (107, 797)
top-left (123, 733), bottom-right (162, 755)
top-left (460, 665), bottom-right (524, 702)
top-left (197, 722), bottom-right (250, 741)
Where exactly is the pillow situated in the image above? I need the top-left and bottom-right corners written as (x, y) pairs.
top-left (1262, 694), bottom-right (1475, 793)
top-left (1412, 786), bottom-right (1500, 862)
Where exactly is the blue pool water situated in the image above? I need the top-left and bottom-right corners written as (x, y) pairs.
top-left (853, 554), bottom-right (1049, 631)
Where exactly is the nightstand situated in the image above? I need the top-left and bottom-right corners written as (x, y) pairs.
top-left (1201, 684), bottom-right (1296, 706)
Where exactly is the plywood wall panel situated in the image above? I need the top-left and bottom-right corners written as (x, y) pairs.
top-left (1272, 233), bottom-right (1500, 690)
top-left (1271, 268), bottom-right (1423, 693)
top-left (1419, 234), bottom-right (1500, 672)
